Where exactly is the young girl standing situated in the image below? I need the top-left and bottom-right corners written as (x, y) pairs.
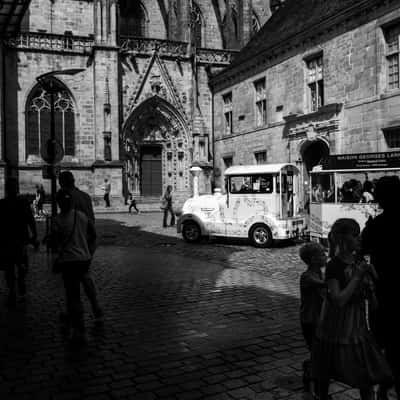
top-left (311, 218), bottom-right (392, 400)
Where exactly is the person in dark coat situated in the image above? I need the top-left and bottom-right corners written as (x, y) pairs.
top-left (362, 175), bottom-right (400, 399)
top-left (58, 171), bottom-right (103, 321)
top-left (0, 178), bottom-right (38, 307)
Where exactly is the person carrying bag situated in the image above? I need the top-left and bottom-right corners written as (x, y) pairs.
top-left (52, 189), bottom-right (96, 344)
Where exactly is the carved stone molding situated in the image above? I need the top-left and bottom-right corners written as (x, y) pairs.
top-left (196, 48), bottom-right (238, 66)
top-left (119, 37), bottom-right (238, 66)
top-left (5, 32), bottom-right (94, 54)
top-left (119, 36), bottom-right (189, 59)
top-left (284, 103), bottom-right (342, 139)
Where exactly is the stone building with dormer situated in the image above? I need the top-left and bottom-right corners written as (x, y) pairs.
top-left (210, 0), bottom-right (400, 210)
top-left (0, 0), bottom-right (277, 205)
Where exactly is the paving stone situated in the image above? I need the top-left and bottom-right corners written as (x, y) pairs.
top-left (0, 214), bottom-right (364, 400)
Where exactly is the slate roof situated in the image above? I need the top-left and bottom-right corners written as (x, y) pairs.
top-left (218, 0), bottom-right (381, 75)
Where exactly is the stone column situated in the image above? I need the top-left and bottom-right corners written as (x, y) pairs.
top-left (190, 166), bottom-right (202, 197)
top-left (181, 0), bottom-right (191, 43)
top-left (241, 0), bottom-right (252, 47)
top-left (109, 0), bottom-right (117, 46)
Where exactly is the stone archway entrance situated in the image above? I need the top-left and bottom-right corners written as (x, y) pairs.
top-left (299, 137), bottom-right (330, 211)
top-left (300, 138), bottom-right (330, 172)
top-left (123, 96), bottom-right (190, 199)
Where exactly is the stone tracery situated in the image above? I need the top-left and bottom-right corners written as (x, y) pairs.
top-left (123, 96), bottom-right (190, 196)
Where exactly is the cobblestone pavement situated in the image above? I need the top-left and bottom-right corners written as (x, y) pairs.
top-left (0, 212), bottom-right (387, 400)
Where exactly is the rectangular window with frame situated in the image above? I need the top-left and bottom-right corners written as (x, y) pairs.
top-left (229, 175), bottom-right (274, 194)
top-left (383, 127), bottom-right (400, 148)
top-left (223, 156), bottom-right (233, 169)
top-left (254, 151), bottom-right (267, 165)
top-left (222, 92), bottom-right (233, 134)
top-left (385, 24), bottom-right (400, 90)
top-left (307, 56), bottom-right (324, 112)
top-left (254, 78), bottom-right (267, 126)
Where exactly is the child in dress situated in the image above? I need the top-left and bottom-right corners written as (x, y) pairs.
top-left (299, 242), bottom-right (327, 391)
top-left (311, 218), bottom-right (392, 400)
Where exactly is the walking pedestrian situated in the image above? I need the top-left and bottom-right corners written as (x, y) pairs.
top-left (161, 185), bottom-right (175, 228)
top-left (312, 218), bottom-right (392, 400)
top-left (0, 178), bottom-right (38, 307)
top-left (362, 175), bottom-right (400, 399)
top-left (58, 171), bottom-right (103, 321)
top-left (102, 178), bottom-right (111, 207)
top-left (35, 184), bottom-right (45, 217)
top-left (299, 242), bottom-right (327, 392)
top-left (52, 189), bottom-right (96, 344)
top-left (128, 192), bottom-right (139, 214)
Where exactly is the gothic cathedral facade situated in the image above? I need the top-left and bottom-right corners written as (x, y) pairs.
top-left (0, 0), bottom-right (275, 205)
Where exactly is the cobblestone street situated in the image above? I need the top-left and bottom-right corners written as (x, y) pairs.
top-left (0, 212), bottom-right (374, 399)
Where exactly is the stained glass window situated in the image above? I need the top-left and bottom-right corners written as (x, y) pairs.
top-left (26, 85), bottom-right (75, 157)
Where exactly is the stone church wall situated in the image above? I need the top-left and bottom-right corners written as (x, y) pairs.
top-left (1, 0), bottom-right (273, 202)
top-left (26, 0), bottom-right (94, 36)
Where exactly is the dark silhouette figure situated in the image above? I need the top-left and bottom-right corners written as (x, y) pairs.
top-left (58, 171), bottom-right (103, 321)
top-left (35, 184), bottom-right (46, 217)
top-left (0, 178), bottom-right (38, 307)
top-left (362, 175), bottom-right (400, 399)
top-left (313, 218), bottom-right (392, 400)
top-left (102, 178), bottom-right (111, 207)
top-left (128, 193), bottom-right (139, 213)
top-left (53, 189), bottom-right (96, 344)
top-left (299, 243), bottom-right (327, 392)
top-left (162, 185), bottom-right (175, 228)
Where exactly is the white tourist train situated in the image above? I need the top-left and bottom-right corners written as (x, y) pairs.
top-left (309, 152), bottom-right (400, 242)
top-left (177, 163), bottom-right (306, 247)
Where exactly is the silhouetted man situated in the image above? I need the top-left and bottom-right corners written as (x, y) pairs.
top-left (58, 171), bottom-right (103, 320)
top-left (362, 175), bottom-right (400, 399)
top-left (0, 178), bottom-right (37, 307)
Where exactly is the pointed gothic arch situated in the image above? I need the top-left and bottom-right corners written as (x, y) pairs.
top-left (25, 81), bottom-right (76, 160)
top-left (231, 5), bottom-right (239, 41)
top-left (119, 0), bottom-right (148, 37)
top-left (123, 96), bottom-right (191, 196)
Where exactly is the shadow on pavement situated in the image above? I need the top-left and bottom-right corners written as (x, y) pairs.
top-left (0, 215), bottom-right (309, 400)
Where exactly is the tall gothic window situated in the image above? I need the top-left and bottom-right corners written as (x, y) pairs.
top-left (26, 85), bottom-right (75, 157)
top-left (231, 7), bottom-right (239, 41)
top-left (191, 2), bottom-right (202, 48)
top-left (119, 0), bottom-right (147, 37)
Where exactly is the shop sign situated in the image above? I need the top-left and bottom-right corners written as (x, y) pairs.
top-left (323, 151), bottom-right (400, 170)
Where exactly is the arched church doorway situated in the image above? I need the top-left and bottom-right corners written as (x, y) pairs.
top-left (299, 137), bottom-right (330, 211)
top-left (141, 145), bottom-right (162, 196)
top-left (123, 97), bottom-right (190, 199)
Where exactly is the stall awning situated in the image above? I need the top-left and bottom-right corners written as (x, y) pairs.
top-left (0, 0), bottom-right (31, 36)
